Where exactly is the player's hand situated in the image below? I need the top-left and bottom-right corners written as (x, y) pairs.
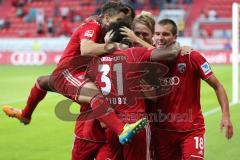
top-left (167, 41), bottom-right (181, 51)
top-left (220, 115), bottom-right (233, 139)
top-left (104, 30), bottom-right (114, 43)
top-left (120, 27), bottom-right (137, 43)
top-left (180, 46), bottom-right (193, 55)
top-left (167, 42), bottom-right (181, 58)
top-left (116, 42), bottom-right (129, 50)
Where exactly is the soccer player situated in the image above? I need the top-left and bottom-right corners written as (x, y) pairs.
top-left (86, 20), bottom-right (182, 160)
top-left (3, 2), bottom-right (147, 147)
top-left (151, 19), bottom-right (233, 160)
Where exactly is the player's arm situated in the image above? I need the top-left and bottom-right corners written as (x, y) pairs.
top-left (205, 75), bottom-right (233, 139)
top-left (191, 51), bottom-right (233, 140)
top-left (150, 43), bottom-right (193, 61)
top-left (79, 22), bottom-right (118, 56)
top-left (81, 39), bottom-right (117, 56)
top-left (150, 42), bottom-right (180, 61)
top-left (134, 37), bottom-right (154, 49)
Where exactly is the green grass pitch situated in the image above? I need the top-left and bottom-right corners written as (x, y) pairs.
top-left (0, 65), bottom-right (239, 160)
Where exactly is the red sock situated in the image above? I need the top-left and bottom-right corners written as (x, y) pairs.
top-left (90, 94), bottom-right (124, 135)
top-left (22, 82), bottom-right (47, 119)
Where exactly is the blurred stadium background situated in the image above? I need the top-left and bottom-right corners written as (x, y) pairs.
top-left (0, 0), bottom-right (239, 159)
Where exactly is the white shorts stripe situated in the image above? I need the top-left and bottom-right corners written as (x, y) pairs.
top-left (62, 70), bottom-right (81, 101)
top-left (62, 71), bottom-right (79, 87)
top-left (62, 69), bottom-right (90, 101)
top-left (62, 71), bottom-right (77, 87)
top-left (62, 69), bottom-right (81, 87)
top-left (64, 69), bottom-right (82, 86)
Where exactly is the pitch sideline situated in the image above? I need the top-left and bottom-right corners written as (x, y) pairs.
top-left (203, 101), bottom-right (240, 117)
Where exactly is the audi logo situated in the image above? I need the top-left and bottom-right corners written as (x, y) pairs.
top-left (159, 76), bottom-right (180, 86)
top-left (10, 52), bottom-right (47, 65)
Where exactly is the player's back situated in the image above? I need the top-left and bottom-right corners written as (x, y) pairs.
top-left (90, 47), bottom-right (151, 122)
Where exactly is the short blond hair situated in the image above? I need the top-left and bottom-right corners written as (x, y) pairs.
top-left (132, 11), bottom-right (155, 33)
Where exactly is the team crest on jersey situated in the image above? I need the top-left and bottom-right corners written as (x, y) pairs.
top-left (177, 63), bottom-right (186, 73)
top-left (84, 30), bottom-right (94, 37)
top-left (201, 62), bottom-right (211, 75)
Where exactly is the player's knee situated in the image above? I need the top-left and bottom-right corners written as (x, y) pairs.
top-left (37, 75), bottom-right (52, 91)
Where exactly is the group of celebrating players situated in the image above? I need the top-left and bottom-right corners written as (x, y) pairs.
top-left (3, 1), bottom-right (233, 160)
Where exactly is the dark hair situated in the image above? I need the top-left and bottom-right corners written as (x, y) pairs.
top-left (124, 4), bottom-right (135, 21)
top-left (101, 2), bottom-right (130, 17)
top-left (158, 19), bottom-right (178, 36)
top-left (107, 21), bottom-right (131, 46)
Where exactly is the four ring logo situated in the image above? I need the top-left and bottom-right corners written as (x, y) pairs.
top-left (159, 76), bottom-right (180, 86)
top-left (10, 52), bottom-right (47, 65)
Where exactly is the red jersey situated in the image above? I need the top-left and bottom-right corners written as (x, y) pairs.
top-left (153, 50), bottom-right (213, 131)
top-left (58, 20), bottom-right (102, 66)
top-left (90, 47), bottom-right (152, 122)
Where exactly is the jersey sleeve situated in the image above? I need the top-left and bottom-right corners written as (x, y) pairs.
top-left (190, 51), bottom-right (213, 80)
top-left (80, 21), bottom-right (101, 42)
